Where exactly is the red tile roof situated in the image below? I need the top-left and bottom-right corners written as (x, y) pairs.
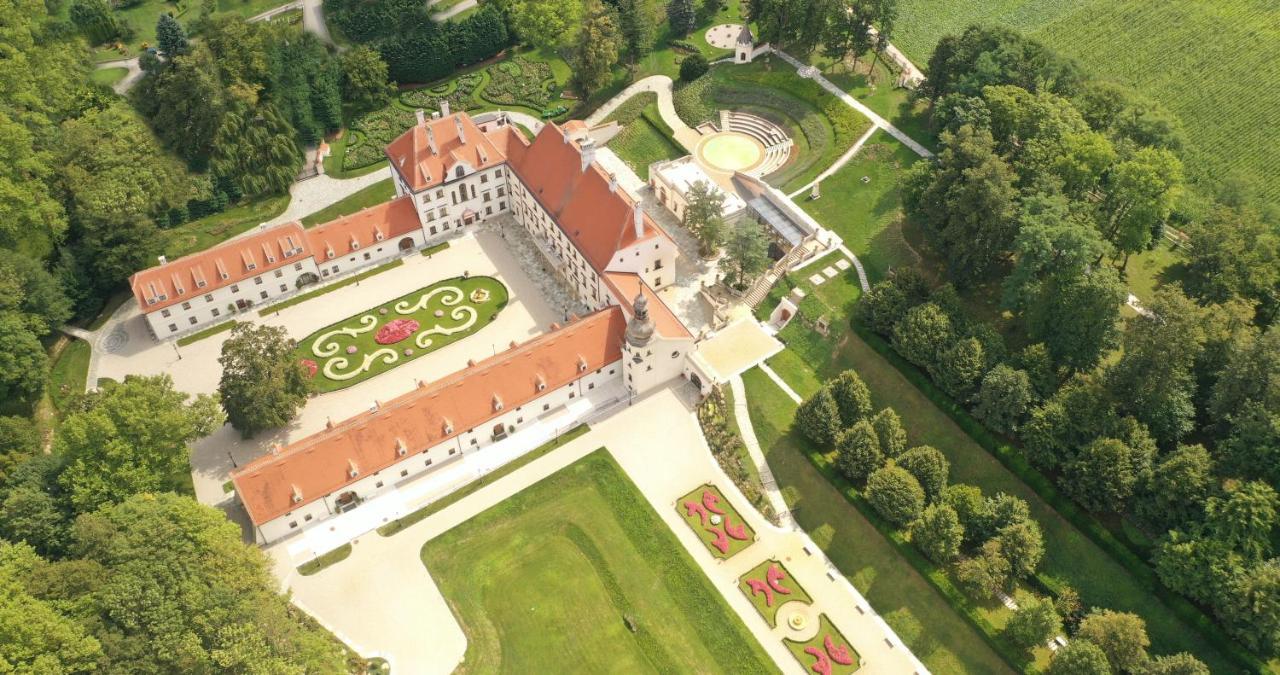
top-left (231, 307), bottom-right (627, 526)
top-left (604, 272), bottom-right (692, 339)
top-left (304, 195), bottom-right (422, 261)
top-left (385, 112), bottom-right (507, 192)
top-left (131, 222), bottom-right (311, 312)
top-left (504, 123), bottom-right (671, 272)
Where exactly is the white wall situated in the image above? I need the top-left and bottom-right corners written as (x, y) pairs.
top-left (145, 257), bottom-right (321, 338)
top-left (604, 238), bottom-right (678, 291)
top-left (507, 175), bottom-right (607, 307)
top-left (410, 165), bottom-right (511, 240)
top-left (622, 335), bottom-right (694, 395)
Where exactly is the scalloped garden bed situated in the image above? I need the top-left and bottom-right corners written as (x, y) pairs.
top-left (785, 614), bottom-right (861, 675)
top-left (676, 484), bottom-right (756, 559)
top-left (293, 275), bottom-right (508, 392)
top-left (737, 559), bottom-right (813, 627)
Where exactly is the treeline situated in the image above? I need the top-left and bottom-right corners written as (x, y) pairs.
top-left (325, 0), bottom-right (509, 84)
top-left (861, 24), bottom-right (1280, 662)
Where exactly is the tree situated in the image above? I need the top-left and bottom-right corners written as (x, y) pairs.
top-left (1004, 596), bottom-right (1062, 651)
top-left (974, 492), bottom-right (1032, 544)
top-left (1182, 204), bottom-right (1279, 325)
top-left (1024, 265), bottom-right (1125, 373)
top-left (892, 302), bottom-right (953, 371)
top-left (0, 415), bottom-right (40, 483)
top-left (870, 407), bottom-right (907, 458)
top-left (0, 250), bottom-right (73, 337)
top-left (1076, 609), bottom-right (1150, 673)
top-left (69, 0), bottom-right (122, 43)
top-left (911, 502), bottom-right (963, 564)
top-left (69, 493), bottom-right (350, 672)
top-left (897, 445), bottom-right (948, 502)
top-left (572, 0), bottom-right (619, 98)
top-left (796, 386), bottom-right (843, 447)
top-left (616, 0), bottom-right (656, 61)
top-left (210, 102), bottom-right (302, 198)
top-left (1135, 444), bottom-right (1214, 533)
top-left (822, 0), bottom-right (872, 70)
top-left (902, 124), bottom-right (1019, 286)
top-left (932, 336), bottom-right (986, 401)
top-left (0, 487), bottom-right (68, 556)
top-left (828, 371), bottom-right (873, 426)
top-left (857, 267), bottom-right (930, 335)
top-left (0, 313), bottom-right (48, 407)
top-left (1107, 286), bottom-right (1205, 445)
top-left (683, 180), bottom-right (727, 257)
top-left (976, 364), bottom-right (1034, 433)
top-left (218, 323), bottom-right (313, 437)
top-left (0, 113), bottom-right (68, 260)
top-left (56, 376), bottom-right (222, 512)
top-left (510, 0), bottom-right (582, 49)
top-left (922, 25), bottom-right (1082, 101)
top-left (0, 542), bottom-right (103, 672)
top-left (1203, 481), bottom-right (1279, 561)
top-left (156, 13), bottom-right (188, 56)
top-left (1097, 147), bottom-right (1183, 268)
top-left (1142, 653), bottom-right (1209, 675)
top-left (679, 52), bottom-right (709, 81)
top-left (866, 0), bottom-right (898, 76)
top-left (1218, 562), bottom-right (1280, 656)
top-left (865, 465), bottom-right (925, 527)
top-left (722, 220), bottom-right (769, 289)
top-left (835, 421), bottom-right (883, 484)
top-left (1002, 195), bottom-right (1111, 317)
top-left (944, 483), bottom-right (986, 542)
top-left (1065, 436), bottom-right (1152, 514)
top-left (339, 46), bottom-right (394, 111)
top-left (996, 519), bottom-right (1044, 579)
top-left (666, 0), bottom-right (695, 37)
top-left (131, 44), bottom-right (227, 167)
top-left (1210, 328), bottom-right (1280, 432)
top-left (955, 539), bottom-right (1011, 599)
top-left (1048, 639), bottom-right (1112, 675)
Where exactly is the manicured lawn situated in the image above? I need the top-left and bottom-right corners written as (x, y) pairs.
top-left (85, 0), bottom-right (296, 61)
top-left (785, 614), bottom-right (860, 674)
top-left (294, 275), bottom-right (508, 392)
top-left (162, 194), bottom-right (291, 259)
top-left (299, 178), bottom-right (395, 226)
top-left (741, 368), bottom-right (1015, 674)
top-left (420, 449), bottom-right (774, 674)
top-left (297, 543), bottom-right (351, 576)
top-left (737, 559), bottom-right (812, 627)
top-left (800, 134), bottom-right (924, 281)
top-left (91, 66), bottom-right (128, 87)
top-left (607, 112), bottom-right (684, 180)
top-left (175, 319), bottom-right (238, 346)
top-left (261, 258), bottom-right (404, 316)
top-left (378, 424), bottom-right (590, 536)
top-left (764, 319), bottom-right (1241, 672)
top-left (48, 338), bottom-right (91, 412)
top-left (676, 483), bottom-right (756, 558)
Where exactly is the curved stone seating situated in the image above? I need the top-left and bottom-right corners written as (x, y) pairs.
top-left (723, 111), bottom-right (792, 175)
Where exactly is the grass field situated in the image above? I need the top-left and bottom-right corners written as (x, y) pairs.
top-left (162, 194), bottom-right (291, 260)
top-left (602, 93), bottom-right (684, 180)
top-left (48, 338), bottom-right (91, 412)
top-left (90, 66), bottom-right (128, 87)
top-left (761, 317), bottom-right (1240, 671)
top-left (299, 178), bottom-right (395, 226)
top-left (741, 368), bottom-right (1015, 674)
top-left (893, 0), bottom-right (1280, 202)
top-left (420, 449), bottom-right (774, 674)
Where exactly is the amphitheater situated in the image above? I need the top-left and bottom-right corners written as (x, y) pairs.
top-left (694, 110), bottom-right (793, 178)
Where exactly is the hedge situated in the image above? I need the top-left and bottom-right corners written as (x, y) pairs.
top-left (852, 322), bottom-right (1267, 673)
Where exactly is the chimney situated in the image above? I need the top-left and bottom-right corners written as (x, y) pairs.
top-left (426, 125), bottom-right (438, 155)
top-left (608, 173), bottom-right (618, 193)
top-left (415, 109), bottom-right (425, 126)
top-left (632, 202), bottom-right (644, 238)
top-left (579, 138), bottom-right (596, 172)
top-left (440, 100), bottom-right (450, 117)
top-left (455, 116), bottom-right (467, 144)
top-left (157, 254), bottom-right (168, 266)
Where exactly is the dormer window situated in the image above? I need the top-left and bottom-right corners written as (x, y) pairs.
top-left (347, 459), bottom-right (359, 479)
top-left (146, 297), bottom-right (157, 305)
top-left (292, 485), bottom-right (303, 504)
top-left (577, 356), bottom-right (588, 373)
top-left (535, 375), bottom-right (547, 392)
top-left (455, 166), bottom-right (465, 179)
top-left (492, 394), bottom-right (504, 412)
top-left (442, 418), bottom-right (454, 435)
top-left (375, 230), bottom-right (385, 242)
top-left (196, 279), bottom-right (206, 288)
top-left (395, 438), bottom-right (408, 457)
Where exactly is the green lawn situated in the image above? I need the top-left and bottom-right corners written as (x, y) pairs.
top-left (784, 614), bottom-right (860, 675)
top-left (90, 66), bottom-right (128, 87)
top-left (299, 178), bottom-right (395, 226)
top-left (892, 0), bottom-right (1280, 202)
top-left (607, 113), bottom-right (684, 180)
top-left (261, 258), bottom-right (404, 316)
top-left (420, 449), bottom-right (775, 674)
top-left (800, 133), bottom-right (924, 280)
top-left (296, 543), bottom-right (351, 576)
top-left (763, 319), bottom-right (1241, 672)
top-left (676, 483), bottom-right (756, 559)
top-left (737, 559), bottom-right (813, 627)
top-left (48, 338), bottom-right (91, 412)
top-left (741, 368), bottom-right (1015, 674)
top-left (162, 194), bottom-right (291, 260)
top-left (86, 0), bottom-right (296, 61)
top-left (176, 319), bottom-right (238, 346)
top-left (294, 275), bottom-right (508, 392)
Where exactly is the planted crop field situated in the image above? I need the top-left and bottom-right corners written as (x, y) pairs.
top-left (894, 0), bottom-right (1280, 201)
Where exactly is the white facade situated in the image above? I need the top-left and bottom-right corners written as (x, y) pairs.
top-left (146, 257), bottom-right (320, 338)
top-left (252, 362), bottom-right (622, 544)
top-left (649, 156), bottom-right (747, 225)
top-left (394, 163), bottom-right (511, 238)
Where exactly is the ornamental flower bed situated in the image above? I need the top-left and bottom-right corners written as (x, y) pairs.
top-left (785, 614), bottom-right (860, 675)
top-left (293, 275), bottom-right (508, 393)
top-left (737, 559), bottom-right (813, 627)
top-left (675, 484), bottom-right (755, 559)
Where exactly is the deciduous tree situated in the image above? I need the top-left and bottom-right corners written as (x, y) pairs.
top-left (835, 421), bottom-right (883, 484)
top-left (865, 464), bottom-right (925, 527)
top-left (870, 407), bottom-right (907, 458)
top-left (975, 364), bottom-right (1034, 433)
top-left (0, 313), bottom-right (48, 407)
top-left (339, 46), bottom-right (395, 111)
top-left (218, 323), bottom-right (313, 437)
top-left (911, 502), bottom-right (963, 564)
top-left (1076, 609), bottom-right (1150, 673)
top-left (1004, 596), bottom-right (1061, 652)
top-left (722, 220), bottom-right (769, 289)
top-left (1048, 639), bottom-right (1111, 675)
top-left (572, 0), bottom-right (619, 97)
top-left (830, 370), bottom-right (873, 426)
top-left (897, 445), bottom-right (948, 502)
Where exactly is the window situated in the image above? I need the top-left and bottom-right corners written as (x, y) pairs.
top-left (205, 294), bottom-right (214, 303)
top-left (569, 392), bottom-right (575, 399)
top-left (211, 308), bottom-right (220, 317)
top-left (543, 403), bottom-right (550, 411)
top-left (230, 284), bottom-right (239, 293)
top-left (259, 291), bottom-right (268, 300)
top-left (188, 316), bottom-right (198, 325)
top-left (588, 383), bottom-right (595, 390)
top-left (304, 514), bottom-right (313, 521)
top-left (455, 166), bottom-right (464, 178)
top-left (181, 302), bottom-right (191, 310)
top-left (375, 481), bottom-right (383, 488)
top-left (274, 270), bottom-right (283, 278)
top-left (289, 521), bottom-right (298, 529)
top-left (424, 458), bottom-right (433, 467)
top-left (279, 284), bottom-right (288, 293)
top-left (495, 168), bottom-right (503, 177)
top-left (671, 351), bottom-right (679, 358)
top-left (363, 252), bottom-right (371, 260)
top-left (169, 324), bottom-right (178, 332)
top-left (480, 174), bottom-right (488, 184)
top-left (516, 417), bottom-right (523, 424)
top-left (161, 309), bottom-right (171, 318)
top-left (497, 187), bottom-right (505, 196)
top-left (483, 192), bottom-right (491, 202)
top-left (294, 263), bottom-right (303, 271)
top-left (331, 266), bottom-right (339, 273)
top-left (254, 276), bottom-right (263, 285)
top-left (400, 469), bottom-right (409, 477)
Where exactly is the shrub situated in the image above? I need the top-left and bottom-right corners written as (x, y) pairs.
top-left (897, 445), bottom-right (950, 502)
top-left (870, 407), bottom-right (907, 458)
top-left (829, 370), bottom-right (873, 426)
top-left (835, 421), bottom-right (883, 484)
top-left (865, 465), bottom-right (925, 527)
top-left (680, 53), bottom-right (709, 81)
top-left (911, 502), bottom-right (963, 564)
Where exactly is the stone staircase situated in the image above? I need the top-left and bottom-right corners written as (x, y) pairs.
top-left (742, 243), bottom-right (808, 307)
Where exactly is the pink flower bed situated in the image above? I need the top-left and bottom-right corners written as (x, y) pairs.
top-left (824, 636), bottom-right (854, 666)
top-left (705, 525), bottom-right (730, 554)
top-left (374, 319), bottom-right (420, 345)
top-left (804, 647), bottom-right (833, 675)
top-left (701, 490), bottom-right (725, 515)
top-left (746, 578), bottom-right (775, 606)
top-left (683, 500), bottom-right (708, 526)
top-left (725, 516), bottom-right (749, 541)
top-left (299, 359), bottom-right (318, 378)
top-left (767, 564), bottom-right (793, 594)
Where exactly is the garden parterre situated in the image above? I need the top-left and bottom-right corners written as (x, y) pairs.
top-left (738, 559), bottom-right (813, 627)
top-left (677, 483), bottom-right (756, 558)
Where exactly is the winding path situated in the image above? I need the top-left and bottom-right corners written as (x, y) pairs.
top-left (583, 75), bottom-right (702, 151)
top-left (94, 57), bottom-right (143, 95)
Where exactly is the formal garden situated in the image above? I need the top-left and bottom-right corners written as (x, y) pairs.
top-left (294, 275), bottom-right (508, 392)
top-left (677, 483), bottom-right (756, 558)
top-left (785, 614), bottom-right (861, 675)
top-left (737, 559), bottom-right (812, 628)
top-left (420, 449), bottom-right (775, 673)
